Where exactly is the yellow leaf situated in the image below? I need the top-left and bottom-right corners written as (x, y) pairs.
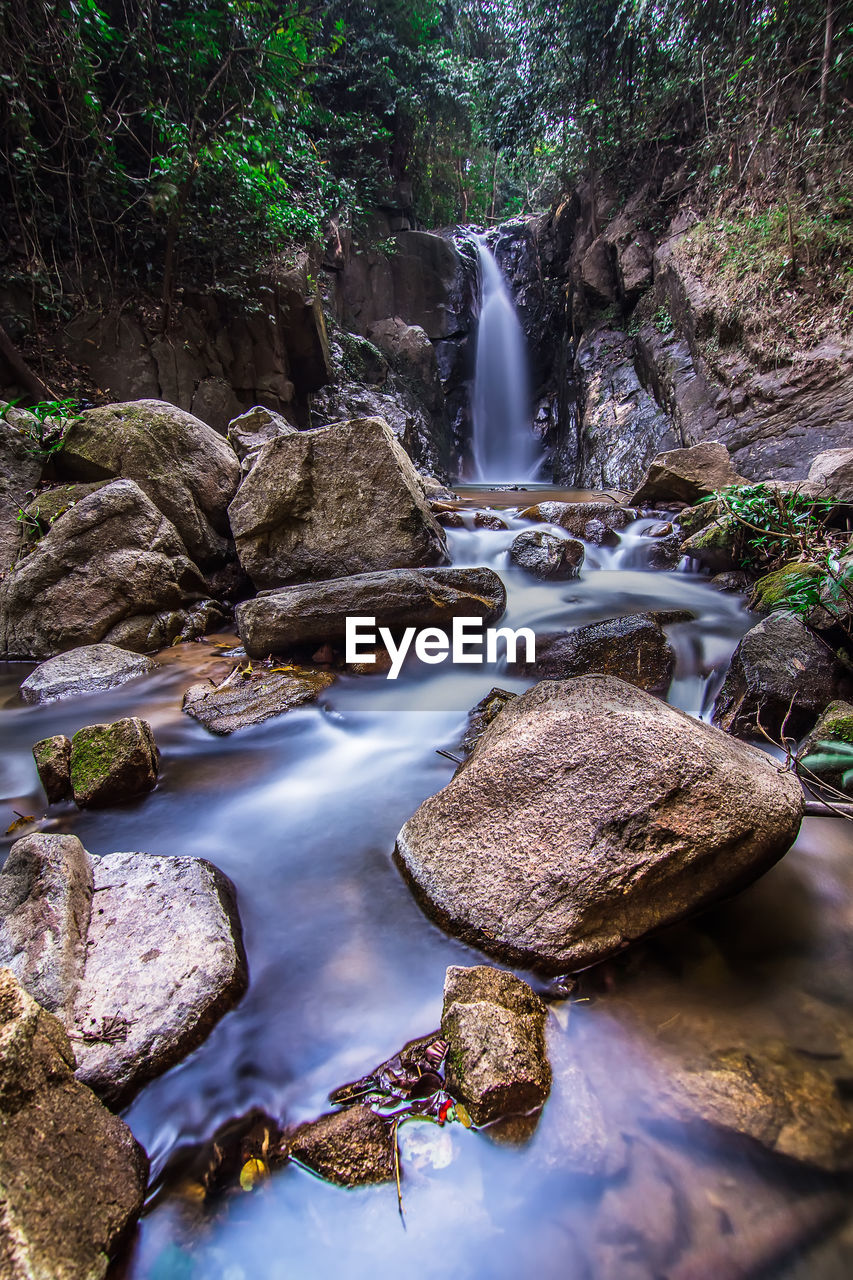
top-left (454, 1102), bottom-right (473, 1129)
top-left (6, 814), bottom-right (35, 835)
top-left (239, 1157), bottom-right (269, 1191)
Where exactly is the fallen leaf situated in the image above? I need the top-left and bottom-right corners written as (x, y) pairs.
top-left (6, 813), bottom-right (36, 835)
top-left (239, 1157), bottom-right (269, 1191)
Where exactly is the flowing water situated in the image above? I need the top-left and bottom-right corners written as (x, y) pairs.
top-left (470, 242), bottom-right (542, 482)
top-left (2, 497), bottom-right (852, 1278)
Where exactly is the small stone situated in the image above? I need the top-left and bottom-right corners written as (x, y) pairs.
top-left (288, 1105), bottom-right (395, 1186)
top-left (474, 511), bottom-right (508, 531)
top-left (70, 717), bottom-right (159, 808)
top-left (32, 735), bottom-right (72, 803)
top-left (19, 644), bottom-right (156, 704)
top-left (509, 529), bottom-right (584, 580)
top-left (182, 668), bottom-right (334, 735)
top-left (438, 509), bottom-right (465, 527)
top-left (442, 965), bottom-right (551, 1127)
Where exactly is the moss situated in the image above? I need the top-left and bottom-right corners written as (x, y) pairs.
top-left (69, 727), bottom-right (117, 794)
top-left (677, 501), bottom-right (717, 540)
top-left (749, 561), bottom-right (823, 613)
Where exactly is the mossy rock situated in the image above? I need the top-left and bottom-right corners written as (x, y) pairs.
top-left (676, 500), bottom-right (718, 540)
top-left (70, 717), bottom-right (159, 809)
top-left (800, 700), bottom-right (853, 795)
top-left (20, 483), bottom-right (109, 551)
top-left (32, 734), bottom-right (73, 804)
top-left (681, 514), bottom-right (740, 572)
top-left (749, 561), bottom-right (823, 614)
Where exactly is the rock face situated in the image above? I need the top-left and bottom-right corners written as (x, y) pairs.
top-left (227, 416), bottom-right (448, 589)
top-left (713, 614), bottom-right (849, 740)
top-left (512, 614), bottom-right (676, 695)
top-left (0, 835), bottom-right (92, 1023)
top-left (183, 667), bottom-right (335, 734)
top-left (32, 735), bottom-right (73, 803)
top-left (57, 399), bottom-right (241, 566)
top-left (807, 447), bottom-right (853, 501)
top-left (441, 966), bottom-right (551, 1127)
top-left (237, 566), bottom-right (506, 657)
top-left (0, 969), bottom-right (149, 1280)
top-left (288, 1104), bottom-right (395, 1187)
top-left (73, 851), bottom-right (247, 1108)
top-left (0, 478), bottom-right (208, 658)
top-left (630, 441), bottom-right (745, 506)
top-left (0, 408), bottom-right (44, 572)
top-left (69, 717), bottom-right (159, 809)
top-left (395, 676), bottom-right (804, 973)
top-left (19, 644), bottom-right (156, 704)
top-left (508, 528), bottom-right (584, 580)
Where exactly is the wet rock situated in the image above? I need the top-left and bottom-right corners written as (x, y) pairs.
top-left (676, 500), bottom-right (718, 540)
top-left (807, 447), bottom-right (853, 502)
top-left (713, 614), bottom-right (849, 740)
top-left (0, 406), bottom-right (44, 571)
top-left (630, 441), bottom-right (745, 507)
top-left (474, 511), bottom-right (508, 531)
top-left (226, 404), bottom-right (295, 471)
top-left (0, 479), bottom-right (207, 659)
top-left (0, 834), bottom-right (92, 1022)
top-left (749, 561), bottom-right (823, 615)
top-left (645, 526), bottom-right (683, 569)
top-left (680, 513), bottom-right (740, 572)
top-left (58, 399), bottom-right (241, 567)
top-left (710, 569), bottom-right (751, 592)
top-left (521, 500), bottom-right (639, 541)
top-left (228, 416), bottom-right (448, 589)
top-left (105, 597), bottom-right (231, 653)
top-left (19, 643), bottom-right (157, 704)
top-left (69, 717), bottom-right (159, 809)
top-left (288, 1104), bottom-right (395, 1186)
top-left (438, 509), bottom-right (465, 527)
top-left (459, 687), bottom-right (517, 758)
top-left (511, 614), bottom-right (675, 696)
top-left (509, 528), bottom-right (585, 580)
top-left (182, 667), bottom-right (335, 734)
top-left (237, 566), bottom-right (506, 658)
top-left (32, 734), bottom-right (72, 803)
top-left (442, 965), bottom-right (551, 1127)
top-left (347, 646), bottom-right (393, 676)
top-left (73, 850), bottom-right (247, 1108)
top-left (652, 1042), bottom-right (853, 1172)
top-left (395, 676), bottom-right (804, 973)
top-left (539, 1041), bottom-right (627, 1178)
top-left (0, 969), bottom-right (148, 1280)
top-left (800, 700), bottom-right (853, 794)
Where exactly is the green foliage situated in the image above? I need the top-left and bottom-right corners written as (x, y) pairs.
top-left (2, 397), bottom-right (80, 456)
top-left (801, 741), bottom-right (853, 790)
top-left (652, 305), bottom-right (674, 335)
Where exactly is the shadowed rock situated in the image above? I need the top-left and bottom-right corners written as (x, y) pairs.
top-left (287, 1104), bottom-right (395, 1187)
top-left (32, 735), bottom-right (72, 803)
top-left (511, 613), bottom-right (675, 695)
top-left (509, 528), bottom-right (584, 579)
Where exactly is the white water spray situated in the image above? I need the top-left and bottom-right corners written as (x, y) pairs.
top-left (470, 239), bottom-right (542, 481)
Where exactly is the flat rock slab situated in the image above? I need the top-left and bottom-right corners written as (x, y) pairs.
top-left (73, 852), bottom-right (248, 1108)
top-left (288, 1104), bottom-right (395, 1186)
top-left (19, 643), bottom-right (156, 704)
top-left (183, 667), bottom-right (335, 734)
top-left (395, 675), bottom-right (804, 973)
top-left (0, 969), bottom-right (148, 1280)
top-left (237, 566), bottom-right (506, 657)
top-left (442, 965), bottom-right (551, 1127)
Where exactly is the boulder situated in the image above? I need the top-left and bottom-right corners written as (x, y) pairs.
top-left (806, 448), bottom-right (853, 501)
top-left (458, 687), bottom-right (517, 759)
top-left (0, 834), bottom-right (92, 1023)
top-left (20, 643), bottom-right (156, 704)
top-left (521, 500), bottom-right (639, 541)
top-left (508, 529), bottom-right (584, 580)
top-left (630, 442), bottom-right (745, 506)
top-left (17, 481), bottom-right (110, 555)
top-left (0, 969), bottom-right (148, 1280)
top-left (103, 597), bottom-right (231, 653)
top-left (69, 718), bottom-right (159, 809)
top-left (182, 667), bottom-right (335, 734)
top-left (226, 404), bottom-right (296, 472)
top-left (394, 676), bottom-right (804, 973)
top-left (287, 1104), bottom-right (395, 1187)
top-left (237, 566), bottom-right (506, 657)
top-left (73, 850), bottom-right (247, 1108)
top-left (748, 561), bottom-right (823, 614)
top-left (32, 735), bottom-right (72, 803)
top-left (511, 614), bottom-right (675, 696)
top-left (712, 614), bottom-right (849, 740)
top-left (227, 416), bottom-right (448, 589)
top-left (441, 965), bottom-right (551, 1127)
top-left (0, 479), bottom-right (207, 659)
top-left (0, 407), bottom-right (44, 573)
top-left (680, 513), bottom-right (740, 572)
top-left (57, 399), bottom-right (241, 566)
top-left (800, 700), bottom-right (853, 794)
top-left (473, 511), bottom-right (508, 531)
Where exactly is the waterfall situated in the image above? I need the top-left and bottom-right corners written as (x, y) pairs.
top-left (470, 239), bottom-right (541, 482)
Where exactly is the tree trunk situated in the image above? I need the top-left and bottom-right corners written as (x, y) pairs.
top-left (820, 0), bottom-right (834, 137)
top-left (0, 323), bottom-right (52, 400)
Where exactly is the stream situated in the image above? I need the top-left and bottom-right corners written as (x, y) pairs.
top-left (2, 488), bottom-right (852, 1277)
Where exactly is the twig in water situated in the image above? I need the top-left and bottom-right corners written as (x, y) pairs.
top-left (436, 749), bottom-right (463, 764)
top-left (392, 1116), bottom-right (405, 1226)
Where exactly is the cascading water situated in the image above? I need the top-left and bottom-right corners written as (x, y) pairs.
top-left (470, 239), bottom-right (542, 482)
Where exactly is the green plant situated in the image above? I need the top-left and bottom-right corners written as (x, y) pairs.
top-left (802, 740), bottom-right (853, 789)
top-left (652, 305), bottom-right (674, 335)
top-left (712, 483), bottom-right (836, 571)
top-left (15, 398), bottom-right (81, 456)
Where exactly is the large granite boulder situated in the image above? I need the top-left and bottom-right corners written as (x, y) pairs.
top-left (0, 406), bottom-right (44, 573)
top-left (713, 614), bottom-right (850, 740)
top-left (57, 399), bottom-right (241, 566)
top-left (0, 479), bottom-right (208, 658)
top-left (228, 416), bottom-right (447, 589)
top-left (511, 614), bottom-right (675, 695)
top-left (20, 644), bottom-right (156, 704)
top-left (0, 969), bottom-right (148, 1280)
top-left (237, 566), bottom-right (506, 657)
top-left (0, 835), bottom-right (247, 1109)
top-left (630, 441), bottom-right (745, 506)
top-left (395, 676), bottom-right (803, 973)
